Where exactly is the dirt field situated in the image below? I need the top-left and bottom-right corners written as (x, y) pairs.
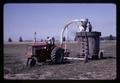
top-left (3, 40), bottom-right (116, 80)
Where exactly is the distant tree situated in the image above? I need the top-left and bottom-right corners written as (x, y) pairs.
top-left (8, 37), bottom-right (12, 42)
top-left (47, 36), bottom-right (49, 39)
top-left (109, 34), bottom-right (114, 40)
top-left (100, 37), bottom-right (104, 40)
top-left (19, 36), bottom-right (23, 42)
top-left (40, 39), bottom-right (43, 42)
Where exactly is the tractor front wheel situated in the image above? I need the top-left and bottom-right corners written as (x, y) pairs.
top-left (26, 57), bottom-right (36, 67)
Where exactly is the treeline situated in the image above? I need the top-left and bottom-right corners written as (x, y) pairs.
top-left (100, 35), bottom-right (116, 40)
top-left (7, 36), bottom-right (56, 42)
top-left (7, 35), bottom-right (116, 42)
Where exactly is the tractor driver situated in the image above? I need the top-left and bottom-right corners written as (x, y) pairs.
top-left (46, 36), bottom-right (55, 50)
top-left (47, 36), bottom-right (55, 45)
top-left (47, 36), bottom-right (52, 45)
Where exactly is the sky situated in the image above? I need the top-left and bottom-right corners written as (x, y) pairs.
top-left (4, 3), bottom-right (116, 41)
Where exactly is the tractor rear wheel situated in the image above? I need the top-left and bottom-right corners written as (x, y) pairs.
top-left (51, 47), bottom-right (64, 64)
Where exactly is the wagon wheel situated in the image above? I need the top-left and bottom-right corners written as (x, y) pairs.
top-left (99, 51), bottom-right (104, 59)
top-left (51, 47), bottom-right (64, 64)
top-left (26, 57), bottom-right (36, 67)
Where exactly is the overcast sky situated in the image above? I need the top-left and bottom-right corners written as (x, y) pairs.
top-left (4, 3), bottom-right (116, 41)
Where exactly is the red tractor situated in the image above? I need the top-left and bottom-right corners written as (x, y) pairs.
top-left (26, 42), bottom-right (69, 67)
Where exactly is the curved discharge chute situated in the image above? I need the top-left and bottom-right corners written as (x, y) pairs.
top-left (60, 19), bottom-right (81, 46)
top-left (60, 18), bottom-right (89, 46)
